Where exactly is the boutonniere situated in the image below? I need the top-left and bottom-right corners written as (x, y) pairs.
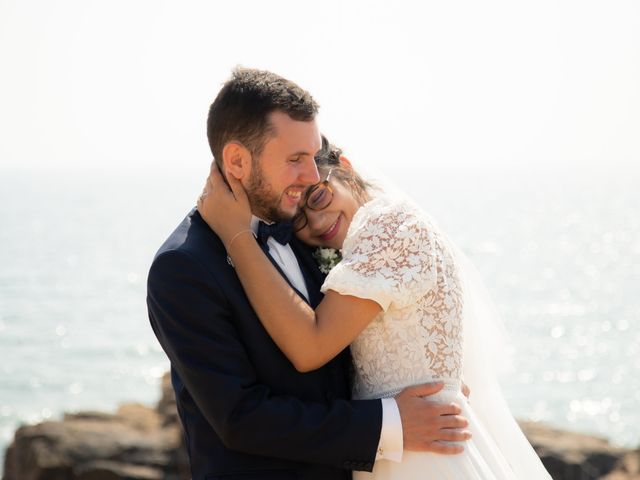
top-left (312, 247), bottom-right (342, 274)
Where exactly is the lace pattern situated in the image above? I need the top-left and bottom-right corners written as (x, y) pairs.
top-left (322, 195), bottom-right (465, 399)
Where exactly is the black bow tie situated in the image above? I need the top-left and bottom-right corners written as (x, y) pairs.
top-left (257, 220), bottom-right (293, 247)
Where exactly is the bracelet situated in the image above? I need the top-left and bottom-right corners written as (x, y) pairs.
top-left (226, 229), bottom-right (254, 251)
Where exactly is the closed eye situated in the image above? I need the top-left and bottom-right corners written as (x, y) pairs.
top-left (308, 187), bottom-right (328, 208)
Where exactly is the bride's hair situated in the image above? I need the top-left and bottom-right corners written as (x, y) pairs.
top-left (315, 135), bottom-right (371, 204)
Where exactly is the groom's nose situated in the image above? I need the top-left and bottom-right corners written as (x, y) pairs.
top-left (298, 156), bottom-right (320, 185)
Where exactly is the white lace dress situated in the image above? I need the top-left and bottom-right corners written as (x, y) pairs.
top-left (321, 194), bottom-right (550, 480)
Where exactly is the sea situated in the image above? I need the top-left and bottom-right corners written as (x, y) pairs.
top-left (1, 165), bottom-right (639, 471)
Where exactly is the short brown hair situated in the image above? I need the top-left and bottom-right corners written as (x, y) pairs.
top-left (207, 68), bottom-right (319, 168)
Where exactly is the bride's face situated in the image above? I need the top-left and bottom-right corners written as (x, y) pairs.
top-left (293, 172), bottom-right (362, 250)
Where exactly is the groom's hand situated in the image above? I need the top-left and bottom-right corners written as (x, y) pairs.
top-left (462, 382), bottom-right (471, 399)
top-left (395, 383), bottom-right (471, 455)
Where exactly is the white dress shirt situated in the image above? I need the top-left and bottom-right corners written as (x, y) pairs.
top-left (250, 216), bottom-right (404, 462)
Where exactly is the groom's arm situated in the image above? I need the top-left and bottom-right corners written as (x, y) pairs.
top-left (147, 248), bottom-right (381, 470)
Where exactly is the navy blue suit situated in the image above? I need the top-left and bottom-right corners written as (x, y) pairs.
top-left (147, 210), bottom-right (382, 480)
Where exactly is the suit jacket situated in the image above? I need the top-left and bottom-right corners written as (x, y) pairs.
top-left (147, 210), bottom-right (382, 480)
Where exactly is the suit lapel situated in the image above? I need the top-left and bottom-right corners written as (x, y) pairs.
top-left (262, 248), bottom-right (311, 305)
top-left (289, 238), bottom-right (326, 308)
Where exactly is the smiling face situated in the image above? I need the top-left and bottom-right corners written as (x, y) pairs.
top-left (294, 170), bottom-right (364, 250)
top-left (243, 111), bottom-right (322, 222)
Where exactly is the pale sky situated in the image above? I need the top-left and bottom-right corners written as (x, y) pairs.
top-left (0, 0), bottom-right (638, 176)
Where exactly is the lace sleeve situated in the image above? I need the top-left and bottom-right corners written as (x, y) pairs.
top-left (321, 198), bottom-right (438, 311)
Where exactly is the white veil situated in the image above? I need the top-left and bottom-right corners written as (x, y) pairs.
top-left (456, 249), bottom-right (551, 478)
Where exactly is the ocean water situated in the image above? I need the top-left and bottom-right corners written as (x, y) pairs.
top-left (1, 166), bottom-right (638, 470)
top-left (414, 166), bottom-right (640, 449)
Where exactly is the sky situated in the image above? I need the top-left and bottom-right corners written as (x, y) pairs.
top-left (0, 0), bottom-right (639, 178)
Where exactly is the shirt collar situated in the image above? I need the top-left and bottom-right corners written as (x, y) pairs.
top-left (250, 215), bottom-right (268, 235)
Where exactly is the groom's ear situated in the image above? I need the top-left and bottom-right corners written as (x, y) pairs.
top-left (222, 142), bottom-right (252, 180)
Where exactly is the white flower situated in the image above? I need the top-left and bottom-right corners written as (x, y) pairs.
top-left (313, 248), bottom-right (342, 274)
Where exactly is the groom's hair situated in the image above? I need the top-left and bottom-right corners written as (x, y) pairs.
top-left (207, 67), bottom-right (319, 168)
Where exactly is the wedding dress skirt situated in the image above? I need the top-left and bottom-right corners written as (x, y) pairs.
top-left (354, 382), bottom-right (521, 480)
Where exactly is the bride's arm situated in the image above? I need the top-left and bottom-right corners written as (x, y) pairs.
top-left (197, 164), bottom-right (381, 372)
top-left (227, 233), bottom-right (381, 372)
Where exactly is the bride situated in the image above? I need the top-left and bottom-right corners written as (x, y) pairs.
top-left (198, 137), bottom-right (551, 479)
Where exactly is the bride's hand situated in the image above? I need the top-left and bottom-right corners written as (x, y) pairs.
top-left (197, 161), bottom-right (252, 247)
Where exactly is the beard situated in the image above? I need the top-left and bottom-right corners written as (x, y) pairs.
top-left (245, 161), bottom-right (296, 223)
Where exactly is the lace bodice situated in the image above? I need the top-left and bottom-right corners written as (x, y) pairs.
top-left (321, 195), bottom-right (465, 399)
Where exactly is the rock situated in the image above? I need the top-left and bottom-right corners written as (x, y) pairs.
top-left (74, 461), bottom-right (163, 480)
top-left (520, 421), bottom-right (640, 480)
top-left (2, 374), bottom-right (188, 480)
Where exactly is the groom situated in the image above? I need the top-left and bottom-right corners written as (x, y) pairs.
top-left (147, 68), bottom-right (470, 480)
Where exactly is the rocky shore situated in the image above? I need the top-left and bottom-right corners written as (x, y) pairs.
top-left (3, 374), bottom-right (638, 480)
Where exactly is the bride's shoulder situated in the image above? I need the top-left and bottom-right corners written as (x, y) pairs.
top-left (346, 191), bottom-right (437, 244)
top-left (357, 190), bottom-right (433, 224)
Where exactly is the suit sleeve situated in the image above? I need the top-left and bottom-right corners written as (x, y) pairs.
top-left (147, 248), bottom-right (382, 470)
